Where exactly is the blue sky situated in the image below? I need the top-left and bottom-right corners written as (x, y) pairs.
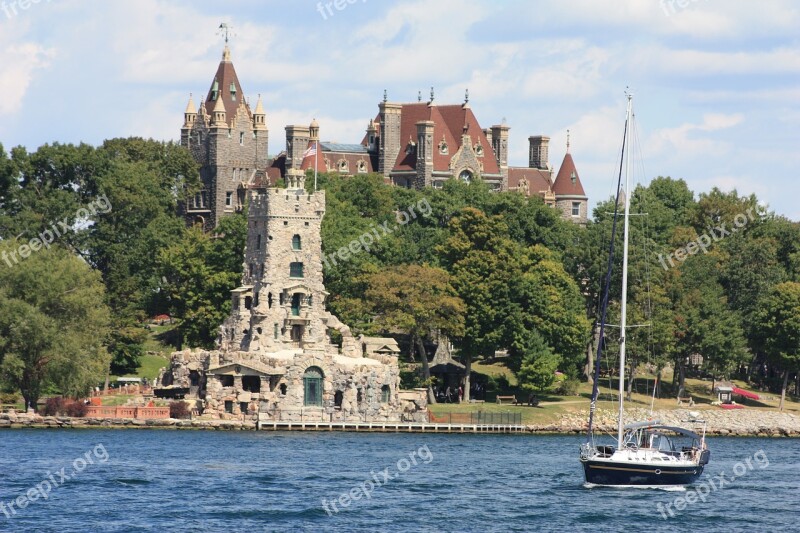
top-left (1, 0), bottom-right (797, 218)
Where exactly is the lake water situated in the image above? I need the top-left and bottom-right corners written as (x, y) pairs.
top-left (0, 430), bottom-right (797, 532)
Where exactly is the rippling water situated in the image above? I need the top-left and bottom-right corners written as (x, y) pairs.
top-left (0, 430), bottom-right (797, 532)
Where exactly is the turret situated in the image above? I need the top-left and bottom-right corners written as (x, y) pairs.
top-left (183, 93), bottom-right (197, 128)
top-left (253, 94), bottom-right (266, 131)
top-left (211, 92), bottom-right (227, 128)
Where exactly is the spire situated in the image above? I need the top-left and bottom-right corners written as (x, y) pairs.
top-left (253, 94), bottom-right (266, 131)
top-left (185, 93), bottom-right (196, 115)
top-left (183, 93), bottom-right (197, 128)
top-left (204, 28), bottom-right (246, 128)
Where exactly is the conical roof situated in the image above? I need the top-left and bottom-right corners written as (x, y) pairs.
top-left (204, 46), bottom-right (247, 127)
top-left (552, 153), bottom-right (586, 197)
top-left (184, 94), bottom-right (196, 114)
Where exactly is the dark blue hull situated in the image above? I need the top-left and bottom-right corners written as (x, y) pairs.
top-left (582, 460), bottom-right (704, 486)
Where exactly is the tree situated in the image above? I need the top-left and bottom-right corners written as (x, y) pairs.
top-left (440, 208), bottom-right (516, 401)
top-left (517, 331), bottom-right (560, 393)
top-left (0, 243), bottom-right (110, 409)
top-left (362, 264), bottom-right (465, 403)
top-left (157, 214), bottom-right (245, 348)
top-left (755, 282), bottom-right (800, 410)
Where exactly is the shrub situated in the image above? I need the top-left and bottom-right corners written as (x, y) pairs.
top-left (555, 377), bottom-right (581, 396)
top-left (43, 396), bottom-right (67, 416)
top-left (0, 392), bottom-right (19, 405)
top-left (169, 401), bottom-right (191, 419)
top-left (65, 402), bottom-right (89, 417)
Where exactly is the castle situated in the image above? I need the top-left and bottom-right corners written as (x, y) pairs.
top-left (157, 168), bottom-right (428, 422)
top-left (180, 44), bottom-right (588, 229)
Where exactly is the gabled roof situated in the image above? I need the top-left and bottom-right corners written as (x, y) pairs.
top-left (552, 153), bottom-right (586, 198)
top-left (204, 48), bottom-right (250, 127)
top-left (371, 103), bottom-right (500, 175)
top-left (360, 336), bottom-right (401, 354)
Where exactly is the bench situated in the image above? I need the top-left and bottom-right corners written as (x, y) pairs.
top-left (496, 395), bottom-right (517, 405)
top-left (677, 396), bottom-right (694, 407)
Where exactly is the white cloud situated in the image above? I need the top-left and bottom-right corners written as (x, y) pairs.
top-left (647, 113), bottom-right (743, 158)
top-left (0, 44), bottom-right (55, 116)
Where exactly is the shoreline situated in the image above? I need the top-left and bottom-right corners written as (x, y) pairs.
top-left (2, 410), bottom-right (799, 437)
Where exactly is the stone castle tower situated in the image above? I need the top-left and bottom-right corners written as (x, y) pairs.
top-left (157, 168), bottom-right (427, 422)
top-left (220, 169), bottom-right (359, 357)
top-left (180, 44), bottom-right (269, 229)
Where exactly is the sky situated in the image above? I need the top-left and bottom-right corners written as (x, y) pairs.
top-left (0, 0), bottom-right (797, 218)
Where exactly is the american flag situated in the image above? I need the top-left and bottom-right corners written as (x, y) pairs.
top-left (302, 143), bottom-right (317, 159)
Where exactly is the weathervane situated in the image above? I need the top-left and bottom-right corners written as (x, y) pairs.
top-left (218, 23), bottom-right (233, 44)
top-left (566, 129), bottom-right (571, 153)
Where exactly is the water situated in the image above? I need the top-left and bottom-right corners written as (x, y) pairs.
top-left (0, 430), bottom-right (797, 532)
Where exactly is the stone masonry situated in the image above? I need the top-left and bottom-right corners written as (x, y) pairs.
top-left (157, 169), bottom-right (428, 422)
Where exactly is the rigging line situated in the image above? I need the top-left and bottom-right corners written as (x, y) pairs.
top-left (586, 100), bottom-right (631, 441)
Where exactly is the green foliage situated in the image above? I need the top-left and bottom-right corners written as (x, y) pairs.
top-left (0, 243), bottom-right (111, 408)
top-left (517, 332), bottom-right (560, 392)
top-left (756, 282), bottom-right (800, 374)
top-left (157, 212), bottom-right (246, 348)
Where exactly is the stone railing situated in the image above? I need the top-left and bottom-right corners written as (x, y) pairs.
top-left (85, 406), bottom-right (170, 419)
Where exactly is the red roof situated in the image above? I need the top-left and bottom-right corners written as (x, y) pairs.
top-left (507, 167), bottom-right (553, 196)
top-left (300, 142), bottom-right (376, 174)
top-left (372, 103), bottom-right (500, 176)
top-left (204, 55), bottom-right (249, 127)
top-left (552, 153), bottom-right (586, 197)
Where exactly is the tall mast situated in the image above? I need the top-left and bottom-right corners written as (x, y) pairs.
top-left (618, 93), bottom-right (634, 449)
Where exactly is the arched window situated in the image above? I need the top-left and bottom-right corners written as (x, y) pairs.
top-left (334, 390), bottom-right (343, 409)
top-left (303, 367), bottom-right (324, 407)
top-left (292, 235), bottom-right (301, 250)
top-left (279, 383), bottom-right (287, 396)
top-left (459, 170), bottom-right (473, 183)
top-left (268, 293), bottom-right (273, 308)
top-left (381, 385), bottom-right (391, 403)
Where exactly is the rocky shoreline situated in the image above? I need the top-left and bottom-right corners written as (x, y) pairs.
top-left (546, 407), bottom-right (800, 437)
top-left (2, 408), bottom-right (799, 436)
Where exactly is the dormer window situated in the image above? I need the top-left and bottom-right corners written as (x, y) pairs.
top-left (230, 82), bottom-right (237, 101)
top-left (337, 159), bottom-right (349, 173)
top-left (474, 143), bottom-right (484, 157)
top-left (405, 139), bottom-right (416, 155)
top-left (357, 160), bottom-right (367, 173)
top-left (439, 139), bottom-right (448, 155)
top-left (571, 171), bottom-right (577, 184)
top-left (211, 79), bottom-right (219, 101)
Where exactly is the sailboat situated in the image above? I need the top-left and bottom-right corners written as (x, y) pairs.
top-left (579, 94), bottom-right (710, 487)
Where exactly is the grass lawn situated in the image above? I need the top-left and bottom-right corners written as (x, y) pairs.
top-left (112, 323), bottom-right (173, 382)
top-left (434, 360), bottom-right (800, 424)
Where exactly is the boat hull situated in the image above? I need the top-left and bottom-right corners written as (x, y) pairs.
top-left (582, 459), bottom-right (704, 486)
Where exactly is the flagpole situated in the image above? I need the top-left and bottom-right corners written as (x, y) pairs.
top-left (314, 140), bottom-right (318, 191)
